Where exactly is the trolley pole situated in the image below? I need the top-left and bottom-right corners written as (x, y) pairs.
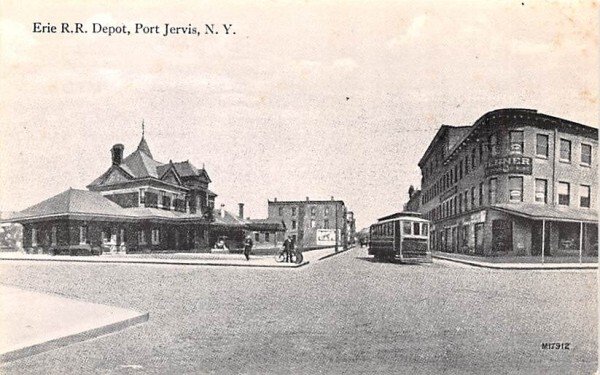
top-left (335, 201), bottom-right (339, 253)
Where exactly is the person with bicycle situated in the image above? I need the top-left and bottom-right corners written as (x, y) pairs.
top-left (282, 236), bottom-right (292, 262)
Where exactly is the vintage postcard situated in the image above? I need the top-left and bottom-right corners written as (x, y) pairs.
top-left (0, 1), bottom-right (597, 374)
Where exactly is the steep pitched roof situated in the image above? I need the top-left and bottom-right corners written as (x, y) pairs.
top-left (137, 136), bottom-right (153, 158)
top-left (121, 149), bottom-right (163, 178)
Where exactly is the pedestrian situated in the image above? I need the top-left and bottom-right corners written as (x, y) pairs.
top-left (243, 235), bottom-right (253, 261)
top-left (282, 236), bottom-right (291, 262)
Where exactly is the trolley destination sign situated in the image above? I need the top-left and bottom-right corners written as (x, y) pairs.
top-left (485, 156), bottom-right (533, 176)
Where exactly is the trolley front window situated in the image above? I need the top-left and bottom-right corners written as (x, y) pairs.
top-left (403, 222), bottom-right (411, 235)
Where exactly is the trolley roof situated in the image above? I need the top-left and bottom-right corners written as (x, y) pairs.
top-left (375, 211), bottom-right (428, 224)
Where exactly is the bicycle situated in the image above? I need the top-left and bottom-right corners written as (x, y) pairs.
top-left (274, 247), bottom-right (303, 264)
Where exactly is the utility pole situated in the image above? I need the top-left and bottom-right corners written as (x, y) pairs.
top-left (334, 200), bottom-right (339, 252)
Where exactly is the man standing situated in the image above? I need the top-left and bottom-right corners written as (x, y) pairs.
top-left (282, 236), bottom-right (291, 262)
top-left (243, 235), bottom-right (253, 261)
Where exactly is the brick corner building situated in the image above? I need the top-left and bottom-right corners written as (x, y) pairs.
top-left (418, 108), bottom-right (598, 258)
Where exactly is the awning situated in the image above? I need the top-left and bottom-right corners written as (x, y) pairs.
top-left (490, 203), bottom-right (598, 224)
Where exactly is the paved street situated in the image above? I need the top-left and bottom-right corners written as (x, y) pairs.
top-left (0, 247), bottom-right (596, 374)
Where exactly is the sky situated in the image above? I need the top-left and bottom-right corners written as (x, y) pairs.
top-left (0, 0), bottom-right (598, 229)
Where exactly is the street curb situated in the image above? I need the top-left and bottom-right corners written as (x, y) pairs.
top-left (433, 254), bottom-right (598, 270)
top-left (0, 311), bottom-right (149, 363)
top-left (0, 256), bottom-right (309, 269)
top-left (318, 246), bottom-right (355, 261)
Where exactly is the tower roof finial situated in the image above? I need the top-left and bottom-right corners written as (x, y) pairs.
top-left (142, 119), bottom-right (145, 138)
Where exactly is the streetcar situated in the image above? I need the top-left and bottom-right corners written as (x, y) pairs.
top-left (368, 212), bottom-right (431, 262)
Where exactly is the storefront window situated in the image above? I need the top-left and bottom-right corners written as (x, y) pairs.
top-left (558, 182), bottom-right (570, 206)
top-left (51, 226), bottom-right (57, 246)
top-left (31, 228), bottom-right (37, 246)
top-left (580, 185), bottom-right (590, 208)
top-left (535, 179), bottom-right (547, 203)
top-left (79, 226), bottom-right (88, 245)
top-left (509, 177), bottom-right (523, 202)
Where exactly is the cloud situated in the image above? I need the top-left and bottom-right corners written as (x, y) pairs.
top-left (510, 39), bottom-right (552, 55)
top-left (332, 58), bottom-right (358, 72)
top-left (386, 14), bottom-right (428, 49)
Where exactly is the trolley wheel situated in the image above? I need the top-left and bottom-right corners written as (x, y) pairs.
top-left (291, 252), bottom-right (303, 264)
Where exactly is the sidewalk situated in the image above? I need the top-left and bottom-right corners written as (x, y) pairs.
top-left (433, 251), bottom-right (598, 270)
top-left (0, 285), bottom-right (148, 363)
top-left (0, 247), bottom-right (345, 268)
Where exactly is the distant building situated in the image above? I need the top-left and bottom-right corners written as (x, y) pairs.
top-left (267, 197), bottom-right (348, 250)
top-left (418, 108), bottom-right (598, 257)
top-left (403, 185), bottom-right (421, 212)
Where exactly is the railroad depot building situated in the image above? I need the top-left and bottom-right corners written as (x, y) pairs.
top-left (267, 198), bottom-right (348, 250)
top-left (418, 108), bottom-right (598, 258)
top-left (8, 135), bottom-right (283, 254)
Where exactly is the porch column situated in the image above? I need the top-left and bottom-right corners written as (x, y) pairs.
top-left (541, 219), bottom-right (545, 264)
top-left (579, 222), bottom-right (583, 264)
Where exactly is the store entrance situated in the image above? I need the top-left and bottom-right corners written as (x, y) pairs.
top-left (492, 219), bottom-right (512, 253)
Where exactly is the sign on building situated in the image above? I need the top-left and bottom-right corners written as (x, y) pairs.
top-left (316, 229), bottom-right (340, 246)
top-left (485, 156), bottom-right (532, 176)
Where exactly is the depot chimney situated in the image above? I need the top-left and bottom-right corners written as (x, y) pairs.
top-left (111, 144), bottom-right (124, 165)
top-left (238, 203), bottom-right (244, 219)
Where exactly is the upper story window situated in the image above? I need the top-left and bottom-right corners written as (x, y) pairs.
top-left (558, 182), bottom-right (570, 206)
top-left (559, 139), bottom-right (571, 163)
top-left (478, 182), bottom-right (484, 206)
top-left (536, 134), bottom-right (549, 158)
top-left (464, 190), bottom-right (470, 211)
top-left (291, 220), bottom-right (297, 229)
top-left (580, 185), bottom-right (591, 208)
top-left (471, 186), bottom-right (476, 207)
top-left (535, 179), bottom-right (547, 204)
top-left (458, 192), bottom-right (463, 213)
top-left (310, 206), bottom-right (316, 216)
top-left (278, 207), bottom-right (283, 216)
top-left (471, 148), bottom-right (477, 169)
top-left (324, 219), bottom-right (330, 229)
top-left (489, 178), bottom-right (497, 204)
top-left (581, 144), bottom-right (592, 166)
top-left (310, 219), bottom-right (316, 228)
top-left (324, 207), bottom-right (329, 216)
top-left (255, 232), bottom-right (260, 242)
top-left (489, 134), bottom-right (498, 156)
top-left (291, 207), bottom-right (297, 216)
top-left (509, 177), bottom-right (523, 202)
top-left (509, 131), bottom-right (524, 154)
top-left (139, 188), bottom-right (146, 204)
top-left (459, 160), bottom-right (464, 180)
